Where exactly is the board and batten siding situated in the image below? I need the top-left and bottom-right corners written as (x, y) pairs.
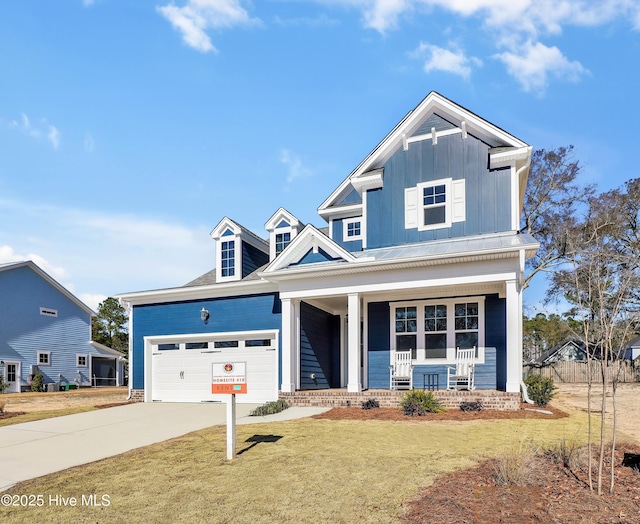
top-left (299, 302), bottom-right (340, 389)
top-left (367, 301), bottom-right (391, 389)
top-left (131, 293), bottom-right (282, 390)
top-left (366, 133), bottom-right (512, 249)
top-left (330, 218), bottom-right (364, 252)
top-left (0, 265), bottom-right (94, 388)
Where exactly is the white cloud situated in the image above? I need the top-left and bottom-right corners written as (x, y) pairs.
top-left (320, 0), bottom-right (637, 91)
top-left (48, 125), bottom-right (61, 149)
top-left (2, 112), bottom-right (61, 149)
top-left (412, 42), bottom-right (482, 79)
top-left (495, 40), bottom-right (588, 93)
top-left (280, 149), bottom-right (312, 187)
top-left (157, 0), bottom-right (259, 53)
top-left (0, 245), bottom-right (70, 282)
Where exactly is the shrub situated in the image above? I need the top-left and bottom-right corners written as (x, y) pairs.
top-left (493, 439), bottom-right (538, 486)
top-left (547, 436), bottom-right (585, 471)
top-left (0, 400), bottom-right (5, 415)
top-left (361, 398), bottom-right (380, 410)
top-left (249, 399), bottom-right (289, 416)
top-left (459, 400), bottom-right (484, 412)
top-left (400, 390), bottom-right (444, 416)
top-left (524, 374), bottom-right (558, 407)
top-left (31, 372), bottom-right (44, 393)
top-left (0, 374), bottom-right (7, 394)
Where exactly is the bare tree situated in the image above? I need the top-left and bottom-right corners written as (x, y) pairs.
top-left (520, 146), bottom-right (594, 289)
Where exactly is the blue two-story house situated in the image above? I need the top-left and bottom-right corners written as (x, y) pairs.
top-left (0, 261), bottom-right (125, 392)
top-left (118, 92), bottom-right (538, 404)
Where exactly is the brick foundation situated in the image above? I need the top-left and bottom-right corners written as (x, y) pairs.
top-left (279, 388), bottom-right (520, 411)
top-left (129, 389), bottom-right (145, 402)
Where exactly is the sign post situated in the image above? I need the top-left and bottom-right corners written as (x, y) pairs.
top-left (212, 362), bottom-right (247, 460)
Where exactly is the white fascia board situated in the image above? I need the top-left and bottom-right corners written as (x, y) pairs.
top-left (351, 168), bottom-right (383, 195)
top-left (264, 207), bottom-right (301, 231)
top-left (489, 146), bottom-right (532, 169)
top-left (318, 92), bottom-right (528, 214)
top-left (210, 216), bottom-right (241, 239)
top-left (318, 203), bottom-right (363, 220)
top-left (115, 279), bottom-right (277, 306)
top-left (89, 341), bottom-right (126, 359)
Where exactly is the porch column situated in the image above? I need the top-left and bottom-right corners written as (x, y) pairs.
top-left (281, 298), bottom-right (299, 393)
top-left (347, 292), bottom-right (361, 393)
top-left (505, 279), bottom-right (522, 393)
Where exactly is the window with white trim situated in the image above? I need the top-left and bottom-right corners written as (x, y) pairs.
top-left (391, 298), bottom-right (484, 362)
top-left (405, 178), bottom-right (466, 231)
top-left (220, 240), bottom-right (235, 277)
top-left (275, 232), bottom-right (291, 255)
top-left (343, 217), bottom-right (363, 241)
top-left (76, 354), bottom-right (88, 367)
top-left (37, 351), bottom-right (51, 366)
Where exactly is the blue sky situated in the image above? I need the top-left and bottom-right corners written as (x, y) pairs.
top-left (0, 0), bottom-right (638, 312)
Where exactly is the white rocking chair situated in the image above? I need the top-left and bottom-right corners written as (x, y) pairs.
top-left (390, 351), bottom-right (414, 390)
top-left (447, 347), bottom-right (476, 391)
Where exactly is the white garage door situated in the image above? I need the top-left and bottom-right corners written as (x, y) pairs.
top-left (149, 331), bottom-right (278, 404)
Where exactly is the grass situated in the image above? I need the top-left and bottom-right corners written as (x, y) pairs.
top-left (0, 413), bottom-right (590, 523)
top-left (0, 407), bottom-right (97, 427)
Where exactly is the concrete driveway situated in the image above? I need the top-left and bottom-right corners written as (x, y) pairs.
top-left (0, 402), bottom-right (328, 492)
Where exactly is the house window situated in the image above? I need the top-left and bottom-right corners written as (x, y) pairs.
top-left (7, 364), bottom-right (16, 382)
top-left (185, 342), bottom-right (209, 350)
top-left (214, 340), bottom-right (239, 348)
top-left (221, 240), bottom-right (235, 277)
top-left (37, 351), bottom-right (51, 366)
top-left (395, 306), bottom-right (417, 358)
top-left (77, 355), bottom-right (87, 367)
top-left (392, 298), bottom-right (484, 362)
top-left (158, 343), bottom-right (179, 350)
top-left (424, 304), bottom-right (447, 359)
top-left (422, 183), bottom-right (447, 227)
top-left (275, 232), bottom-right (291, 255)
top-left (343, 217), bottom-right (363, 241)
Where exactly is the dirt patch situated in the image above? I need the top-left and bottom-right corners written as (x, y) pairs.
top-left (0, 411), bottom-right (26, 420)
top-left (1, 387), bottom-right (129, 413)
top-left (404, 443), bottom-right (640, 524)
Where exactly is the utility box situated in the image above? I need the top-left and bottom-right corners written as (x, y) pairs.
top-left (46, 383), bottom-right (60, 392)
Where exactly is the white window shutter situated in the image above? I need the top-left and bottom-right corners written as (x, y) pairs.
top-left (451, 179), bottom-right (466, 223)
top-left (405, 187), bottom-right (418, 229)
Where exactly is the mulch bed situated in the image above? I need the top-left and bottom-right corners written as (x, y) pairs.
top-left (0, 411), bottom-right (26, 420)
top-left (312, 404), bottom-right (640, 523)
top-left (404, 443), bottom-right (640, 523)
top-left (312, 403), bottom-right (569, 421)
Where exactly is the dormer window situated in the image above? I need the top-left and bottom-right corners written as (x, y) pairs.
top-left (265, 208), bottom-right (303, 262)
top-left (220, 240), bottom-right (235, 277)
top-left (275, 232), bottom-right (291, 255)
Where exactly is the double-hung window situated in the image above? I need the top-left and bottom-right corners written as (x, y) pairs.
top-left (275, 232), bottom-right (291, 255)
top-left (221, 240), bottom-right (235, 277)
top-left (405, 177), bottom-right (465, 231)
top-left (422, 183), bottom-right (447, 227)
top-left (392, 298), bottom-right (484, 362)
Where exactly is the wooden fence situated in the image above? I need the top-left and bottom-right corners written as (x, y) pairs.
top-left (523, 360), bottom-right (640, 384)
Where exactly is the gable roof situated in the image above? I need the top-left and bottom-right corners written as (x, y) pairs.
top-left (0, 260), bottom-right (95, 316)
top-left (210, 216), bottom-right (269, 251)
top-left (318, 91), bottom-right (531, 219)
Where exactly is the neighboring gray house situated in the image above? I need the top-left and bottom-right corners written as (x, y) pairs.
top-left (624, 335), bottom-right (640, 361)
top-left (0, 261), bottom-right (125, 392)
top-left (535, 340), bottom-right (588, 364)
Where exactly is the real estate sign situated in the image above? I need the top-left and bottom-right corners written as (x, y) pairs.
top-left (211, 361), bottom-right (247, 394)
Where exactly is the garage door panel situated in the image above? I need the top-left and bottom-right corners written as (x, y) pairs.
top-left (150, 335), bottom-right (278, 404)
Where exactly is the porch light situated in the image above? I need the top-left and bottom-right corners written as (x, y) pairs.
top-left (200, 307), bottom-right (210, 324)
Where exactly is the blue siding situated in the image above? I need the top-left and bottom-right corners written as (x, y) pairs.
top-left (299, 302), bottom-right (340, 389)
top-left (485, 295), bottom-right (507, 390)
top-left (366, 133), bottom-right (512, 249)
top-left (293, 247), bottom-right (339, 265)
top-left (366, 296), bottom-right (504, 390)
top-left (242, 242), bottom-right (268, 278)
top-left (131, 293), bottom-right (281, 390)
top-left (331, 218), bottom-right (363, 252)
top-left (367, 302), bottom-right (391, 388)
top-left (0, 265), bottom-right (101, 389)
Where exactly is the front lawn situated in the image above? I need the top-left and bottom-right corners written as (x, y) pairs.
top-left (0, 413), bottom-right (588, 523)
